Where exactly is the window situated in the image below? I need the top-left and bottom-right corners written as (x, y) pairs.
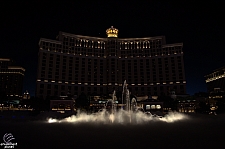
top-left (151, 105), bottom-right (156, 109)
top-left (156, 105), bottom-right (161, 109)
top-left (40, 84), bottom-right (44, 88)
top-left (146, 105), bottom-right (150, 110)
top-left (47, 84), bottom-right (51, 89)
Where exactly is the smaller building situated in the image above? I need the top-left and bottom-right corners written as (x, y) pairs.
top-left (137, 99), bottom-right (164, 115)
top-left (207, 88), bottom-right (225, 113)
top-left (0, 58), bottom-right (25, 100)
top-left (208, 88), bottom-right (225, 99)
top-left (177, 99), bottom-right (197, 113)
top-left (50, 95), bottom-right (75, 113)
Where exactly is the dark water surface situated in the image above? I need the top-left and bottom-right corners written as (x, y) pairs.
top-left (0, 114), bottom-right (224, 149)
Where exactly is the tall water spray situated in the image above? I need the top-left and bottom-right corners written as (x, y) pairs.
top-left (121, 80), bottom-right (125, 108)
top-left (122, 80), bottom-right (129, 110)
top-left (105, 90), bottom-right (117, 113)
top-left (112, 90), bottom-right (116, 112)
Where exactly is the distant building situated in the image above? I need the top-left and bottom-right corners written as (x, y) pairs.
top-left (36, 26), bottom-right (186, 99)
top-left (50, 95), bottom-right (75, 113)
top-left (205, 67), bottom-right (225, 92)
top-left (177, 99), bottom-right (197, 113)
top-left (204, 67), bottom-right (225, 113)
top-left (0, 58), bottom-right (25, 99)
top-left (137, 99), bottom-right (164, 115)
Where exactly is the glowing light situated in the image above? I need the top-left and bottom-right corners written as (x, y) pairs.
top-left (156, 105), bottom-right (161, 109)
top-left (206, 73), bottom-right (225, 83)
top-left (106, 26), bottom-right (119, 38)
top-left (8, 67), bottom-right (25, 71)
top-left (48, 118), bottom-right (58, 123)
top-left (0, 58), bottom-right (10, 61)
top-left (0, 72), bottom-right (24, 75)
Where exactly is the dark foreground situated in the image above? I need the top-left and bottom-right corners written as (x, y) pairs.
top-left (0, 113), bottom-right (224, 149)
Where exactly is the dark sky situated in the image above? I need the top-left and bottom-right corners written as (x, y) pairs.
top-left (0, 1), bottom-right (225, 96)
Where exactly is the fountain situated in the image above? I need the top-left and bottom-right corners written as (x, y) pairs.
top-left (47, 80), bottom-right (189, 124)
top-left (122, 80), bottom-right (137, 112)
top-left (105, 80), bottom-right (137, 113)
top-left (105, 90), bottom-right (117, 114)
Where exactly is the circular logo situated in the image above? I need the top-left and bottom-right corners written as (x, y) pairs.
top-left (3, 133), bottom-right (15, 143)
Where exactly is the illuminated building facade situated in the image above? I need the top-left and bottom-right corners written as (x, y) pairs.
top-left (36, 26), bottom-right (186, 99)
top-left (205, 67), bottom-right (225, 92)
top-left (0, 58), bottom-right (25, 99)
top-left (177, 99), bottom-right (196, 113)
top-left (137, 100), bottom-right (163, 114)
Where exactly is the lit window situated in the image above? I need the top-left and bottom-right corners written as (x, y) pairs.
top-left (151, 105), bottom-right (155, 109)
top-left (156, 105), bottom-right (161, 109)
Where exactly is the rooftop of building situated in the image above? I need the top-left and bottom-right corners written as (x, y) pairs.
top-left (205, 66), bottom-right (225, 78)
top-left (0, 58), bottom-right (25, 72)
top-left (0, 58), bottom-right (10, 61)
top-left (38, 26), bottom-right (185, 46)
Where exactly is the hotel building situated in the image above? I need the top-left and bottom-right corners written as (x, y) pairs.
top-left (0, 58), bottom-right (25, 99)
top-left (205, 67), bottom-right (225, 92)
top-left (36, 26), bottom-right (186, 99)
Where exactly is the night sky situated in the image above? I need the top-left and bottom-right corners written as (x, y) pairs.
top-left (0, 1), bottom-right (225, 96)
